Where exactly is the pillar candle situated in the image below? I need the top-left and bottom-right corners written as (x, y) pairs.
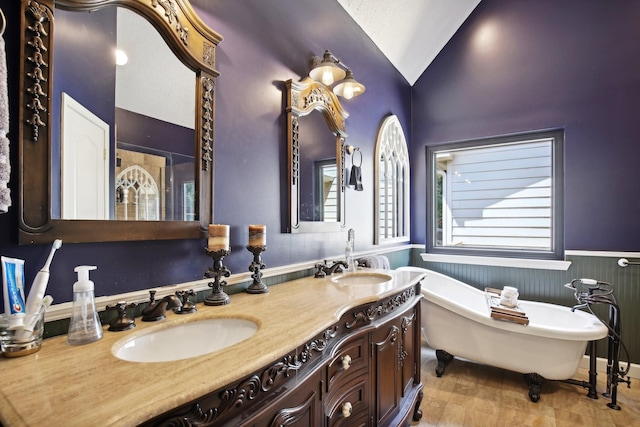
top-left (248, 224), bottom-right (266, 246)
top-left (208, 224), bottom-right (230, 251)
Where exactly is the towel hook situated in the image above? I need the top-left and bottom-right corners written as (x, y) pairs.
top-left (0, 8), bottom-right (5, 37)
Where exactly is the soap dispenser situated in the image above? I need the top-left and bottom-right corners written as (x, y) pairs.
top-left (67, 266), bottom-right (103, 345)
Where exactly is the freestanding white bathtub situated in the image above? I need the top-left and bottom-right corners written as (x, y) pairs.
top-left (397, 267), bottom-right (609, 400)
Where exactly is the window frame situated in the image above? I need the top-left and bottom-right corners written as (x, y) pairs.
top-left (426, 129), bottom-right (564, 260)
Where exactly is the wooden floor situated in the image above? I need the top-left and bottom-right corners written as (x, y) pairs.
top-left (412, 345), bottom-right (640, 426)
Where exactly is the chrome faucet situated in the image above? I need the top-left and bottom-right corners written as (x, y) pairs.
top-left (141, 290), bottom-right (182, 321)
top-left (346, 229), bottom-right (355, 271)
top-left (315, 260), bottom-right (349, 278)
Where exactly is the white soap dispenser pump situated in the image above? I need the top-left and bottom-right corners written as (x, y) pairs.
top-left (67, 265), bottom-right (103, 345)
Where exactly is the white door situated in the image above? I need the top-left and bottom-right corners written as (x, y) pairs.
top-left (61, 92), bottom-right (110, 220)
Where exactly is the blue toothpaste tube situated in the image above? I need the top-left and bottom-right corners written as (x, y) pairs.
top-left (2, 256), bottom-right (27, 330)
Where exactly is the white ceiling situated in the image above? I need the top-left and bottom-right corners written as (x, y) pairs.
top-left (336, 0), bottom-right (481, 85)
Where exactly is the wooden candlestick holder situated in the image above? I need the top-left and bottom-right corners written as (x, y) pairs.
top-left (246, 245), bottom-right (268, 294)
top-left (204, 248), bottom-right (231, 305)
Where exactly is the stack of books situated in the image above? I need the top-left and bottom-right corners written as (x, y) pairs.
top-left (485, 288), bottom-right (529, 325)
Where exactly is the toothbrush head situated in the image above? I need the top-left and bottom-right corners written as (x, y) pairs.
top-left (42, 239), bottom-right (63, 270)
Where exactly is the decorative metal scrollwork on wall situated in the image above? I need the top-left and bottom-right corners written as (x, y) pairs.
top-left (24, 0), bottom-right (52, 143)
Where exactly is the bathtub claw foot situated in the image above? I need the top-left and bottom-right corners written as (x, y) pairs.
top-left (435, 350), bottom-right (454, 377)
top-left (524, 373), bottom-right (545, 402)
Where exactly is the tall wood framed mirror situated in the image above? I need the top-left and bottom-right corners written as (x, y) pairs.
top-left (17, 0), bottom-right (221, 244)
top-left (286, 77), bottom-right (347, 233)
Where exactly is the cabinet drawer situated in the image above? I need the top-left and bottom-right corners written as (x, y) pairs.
top-left (326, 335), bottom-right (367, 391)
top-left (325, 373), bottom-right (370, 427)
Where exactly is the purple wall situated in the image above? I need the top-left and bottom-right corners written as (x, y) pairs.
top-left (411, 0), bottom-right (640, 251)
top-left (191, 0), bottom-right (411, 264)
top-left (0, 1), bottom-right (410, 306)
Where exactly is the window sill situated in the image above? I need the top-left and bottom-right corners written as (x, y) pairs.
top-left (420, 253), bottom-right (571, 271)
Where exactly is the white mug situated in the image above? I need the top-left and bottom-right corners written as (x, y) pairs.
top-left (500, 286), bottom-right (519, 307)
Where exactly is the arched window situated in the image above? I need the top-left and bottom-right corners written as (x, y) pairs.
top-left (375, 115), bottom-right (410, 244)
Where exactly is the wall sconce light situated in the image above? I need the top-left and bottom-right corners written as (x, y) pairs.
top-left (309, 50), bottom-right (366, 99)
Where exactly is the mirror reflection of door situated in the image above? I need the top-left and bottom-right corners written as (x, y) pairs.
top-left (61, 93), bottom-right (110, 220)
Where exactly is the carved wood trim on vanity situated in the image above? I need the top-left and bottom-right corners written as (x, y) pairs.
top-left (344, 287), bottom-right (416, 329)
top-left (144, 286), bottom-right (421, 426)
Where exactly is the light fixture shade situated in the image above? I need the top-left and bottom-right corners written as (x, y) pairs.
top-left (333, 69), bottom-right (365, 99)
top-left (309, 50), bottom-right (346, 86)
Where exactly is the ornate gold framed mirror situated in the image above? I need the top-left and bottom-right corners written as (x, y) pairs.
top-left (17, 0), bottom-right (221, 244)
top-left (286, 77), bottom-right (347, 233)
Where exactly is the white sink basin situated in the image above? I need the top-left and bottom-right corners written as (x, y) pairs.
top-left (331, 272), bottom-right (393, 285)
top-left (112, 318), bottom-right (259, 363)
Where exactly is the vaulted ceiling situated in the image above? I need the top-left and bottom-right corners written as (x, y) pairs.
top-left (336, 0), bottom-right (481, 85)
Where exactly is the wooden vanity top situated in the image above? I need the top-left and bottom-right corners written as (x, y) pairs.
top-left (0, 269), bottom-right (423, 426)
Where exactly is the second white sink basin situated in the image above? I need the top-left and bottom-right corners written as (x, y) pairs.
top-left (112, 318), bottom-right (259, 363)
top-left (331, 272), bottom-right (393, 285)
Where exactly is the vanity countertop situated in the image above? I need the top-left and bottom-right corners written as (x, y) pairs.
top-left (0, 269), bottom-right (423, 427)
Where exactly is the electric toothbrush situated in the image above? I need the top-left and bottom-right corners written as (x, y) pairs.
top-left (25, 239), bottom-right (62, 314)
top-left (17, 240), bottom-right (62, 339)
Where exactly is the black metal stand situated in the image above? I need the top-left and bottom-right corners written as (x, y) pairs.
top-left (562, 340), bottom-right (599, 399)
top-left (246, 245), bottom-right (268, 294)
top-left (204, 248), bottom-right (231, 305)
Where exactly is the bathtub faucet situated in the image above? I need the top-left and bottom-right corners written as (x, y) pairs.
top-left (571, 302), bottom-right (589, 312)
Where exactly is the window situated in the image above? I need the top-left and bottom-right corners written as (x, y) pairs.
top-left (427, 129), bottom-right (564, 259)
top-left (375, 115), bottom-right (410, 244)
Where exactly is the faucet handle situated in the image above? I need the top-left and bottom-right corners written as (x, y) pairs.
top-left (314, 263), bottom-right (327, 278)
top-left (105, 301), bottom-right (137, 332)
top-left (148, 290), bottom-right (157, 303)
top-left (174, 290), bottom-right (197, 314)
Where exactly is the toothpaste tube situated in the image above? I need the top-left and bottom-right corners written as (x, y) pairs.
top-left (2, 256), bottom-right (27, 330)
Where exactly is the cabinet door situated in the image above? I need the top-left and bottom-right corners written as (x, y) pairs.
top-left (371, 322), bottom-right (402, 426)
top-left (400, 304), bottom-right (420, 396)
top-left (241, 371), bottom-right (323, 427)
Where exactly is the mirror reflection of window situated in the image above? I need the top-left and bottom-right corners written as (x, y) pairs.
top-left (115, 164), bottom-right (160, 221)
top-left (183, 182), bottom-right (195, 221)
top-left (317, 161), bottom-right (338, 222)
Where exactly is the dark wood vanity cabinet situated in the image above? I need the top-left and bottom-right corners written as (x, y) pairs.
top-left (145, 285), bottom-right (423, 427)
top-left (372, 301), bottom-right (421, 426)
